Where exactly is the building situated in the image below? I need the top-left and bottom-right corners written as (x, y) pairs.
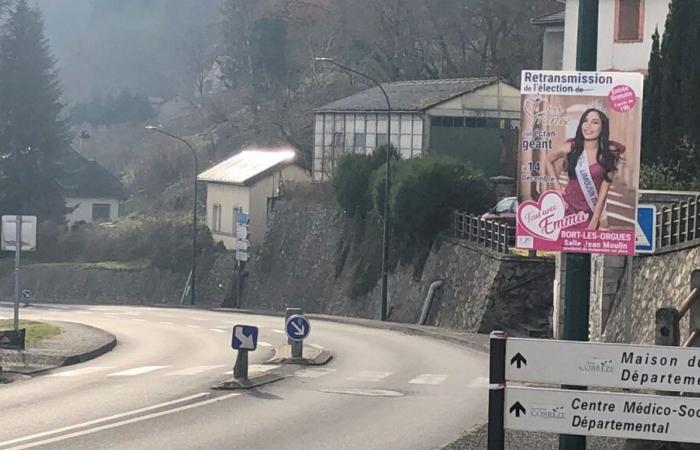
top-left (197, 148), bottom-right (311, 249)
top-left (313, 78), bottom-right (521, 181)
top-left (535, 0), bottom-right (671, 73)
top-left (61, 147), bottom-right (127, 224)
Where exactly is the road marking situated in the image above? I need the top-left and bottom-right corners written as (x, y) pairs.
top-left (0, 392), bottom-right (211, 448)
top-left (293, 368), bottom-right (336, 378)
top-left (258, 341), bottom-right (272, 348)
top-left (157, 314), bottom-right (174, 318)
top-left (408, 374), bottom-right (448, 385)
top-left (222, 320), bottom-right (237, 324)
top-left (158, 321), bottom-right (173, 325)
top-left (131, 318), bottom-right (146, 323)
top-left (119, 312), bottom-right (141, 316)
top-left (103, 313), bottom-right (120, 317)
top-left (73, 311), bottom-right (92, 315)
top-left (166, 365), bottom-right (226, 376)
top-left (468, 377), bottom-right (489, 388)
top-left (185, 325), bottom-right (200, 329)
top-left (347, 371), bottom-right (392, 382)
top-left (49, 366), bottom-right (115, 377)
top-left (106, 366), bottom-right (170, 377)
top-left (214, 325), bottom-right (230, 329)
top-left (191, 317), bottom-right (208, 321)
top-left (222, 365), bottom-right (280, 376)
top-left (2, 393), bottom-right (240, 450)
top-left (209, 328), bottom-right (227, 334)
top-left (271, 329), bottom-right (285, 334)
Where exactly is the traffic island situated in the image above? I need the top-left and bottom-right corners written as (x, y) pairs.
top-left (212, 371), bottom-right (284, 390)
top-left (267, 344), bottom-right (332, 366)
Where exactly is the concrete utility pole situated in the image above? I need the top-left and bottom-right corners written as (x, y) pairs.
top-left (559, 2), bottom-right (598, 450)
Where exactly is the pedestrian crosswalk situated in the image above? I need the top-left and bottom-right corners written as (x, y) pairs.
top-left (46, 364), bottom-right (465, 387)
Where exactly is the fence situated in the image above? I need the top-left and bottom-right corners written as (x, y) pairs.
top-left (453, 212), bottom-right (515, 253)
top-left (656, 195), bottom-right (700, 253)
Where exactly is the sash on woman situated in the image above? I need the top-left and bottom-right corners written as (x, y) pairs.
top-left (574, 151), bottom-right (607, 220)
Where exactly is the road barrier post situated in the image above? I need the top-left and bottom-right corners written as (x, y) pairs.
top-left (488, 331), bottom-right (506, 450)
top-left (233, 349), bottom-right (248, 380)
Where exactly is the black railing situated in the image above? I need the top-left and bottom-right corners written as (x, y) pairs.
top-left (657, 195), bottom-right (700, 252)
top-left (453, 212), bottom-right (515, 253)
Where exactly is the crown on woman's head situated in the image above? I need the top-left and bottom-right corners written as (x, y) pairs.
top-left (585, 99), bottom-right (608, 115)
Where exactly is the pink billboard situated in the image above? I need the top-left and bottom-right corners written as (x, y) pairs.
top-left (516, 71), bottom-right (644, 255)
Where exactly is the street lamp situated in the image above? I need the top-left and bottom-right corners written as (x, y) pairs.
top-left (315, 57), bottom-right (392, 321)
top-left (145, 125), bottom-right (199, 306)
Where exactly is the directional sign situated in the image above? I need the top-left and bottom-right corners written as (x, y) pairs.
top-left (236, 224), bottom-right (248, 240)
top-left (506, 337), bottom-right (700, 394)
top-left (231, 325), bottom-right (258, 351)
top-left (235, 210), bottom-right (249, 225)
top-left (285, 314), bottom-right (310, 342)
top-left (21, 289), bottom-right (31, 300)
top-left (235, 249), bottom-right (249, 262)
top-left (1, 215), bottom-right (37, 251)
top-left (635, 204), bottom-right (656, 254)
top-left (505, 386), bottom-right (700, 444)
top-left (236, 239), bottom-right (249, 252)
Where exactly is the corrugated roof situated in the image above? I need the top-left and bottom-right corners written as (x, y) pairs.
top-left (197, 148), bottom-right (296, 186)
top-left (315, 77), bottom-right (500, 113)
top-left (531, 10), bottom-right (565, 25)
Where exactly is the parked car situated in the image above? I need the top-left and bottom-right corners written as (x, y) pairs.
top-left (481, 196), bottom-right (517, 223)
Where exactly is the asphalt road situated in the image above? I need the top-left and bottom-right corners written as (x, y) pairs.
top-left (0, 305), bottom-right (488, 450)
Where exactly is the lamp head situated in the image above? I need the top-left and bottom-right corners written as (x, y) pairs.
top-left (314, 57), bottom-right (333, 62)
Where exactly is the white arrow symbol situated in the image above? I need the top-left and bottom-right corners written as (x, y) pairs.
top-left (235, 327), bottom-right (254, 349)
top-left (291, 321), bottom-right (305, 336)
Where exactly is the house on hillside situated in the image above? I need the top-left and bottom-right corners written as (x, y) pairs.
top-left (313, 78), bottom-right (521, 181)
top-left (61, 147), bottom-right (128, 224)
top-left (197, 148), bottom-right (311, 249)
top-left (533, 0), bottom-right (670, 73)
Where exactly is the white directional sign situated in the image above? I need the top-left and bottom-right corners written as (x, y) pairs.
top-left (236, 239), bottom-right (249, 252)
top-left (1, 215), bottom-right (37, 251)
top-left (506, 338), bottom-right (700, 393)
top-left (236, 224), bottom-right (248, 240)
top-left (235, 249), bottom-right (249, 262)
top-left (505, 386), bottom-right (700, 444)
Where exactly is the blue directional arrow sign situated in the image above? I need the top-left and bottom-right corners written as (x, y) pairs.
top-left (231, 325), bottom-right (258, 351)
top-left (21, 289), bottom-right (31, 300)
top-left (285, 315), bottom-right (310, 342)
top-left (635, 204), bottom-right (656, 254)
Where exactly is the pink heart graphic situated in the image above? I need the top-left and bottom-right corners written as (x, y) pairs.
top-left (517, 191), bottom-right (566, 241)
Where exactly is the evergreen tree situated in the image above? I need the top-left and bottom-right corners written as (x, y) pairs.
top-left (0, 0), bottom-right (68, 222)
top-left (642, 28), bottom-right (662, 163)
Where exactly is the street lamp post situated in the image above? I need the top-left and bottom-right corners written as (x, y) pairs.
top-left (145, 126), bottom-right (199, 306)
top-left (315, 57), bottom-right (391, 321)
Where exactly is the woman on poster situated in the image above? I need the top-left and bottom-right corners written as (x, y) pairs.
top-left (544, 107), bottom-right (625, 230)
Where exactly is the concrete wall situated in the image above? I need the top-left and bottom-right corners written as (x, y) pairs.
top-left (65, 197), bottom-right (119, 224)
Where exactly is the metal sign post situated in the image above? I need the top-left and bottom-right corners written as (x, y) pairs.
top-left (231, 324), bottom-right (258, 380)
top-left (1, 215), bottom-right (37, 331)
top-left (285, 309), bottom-right (310, 358)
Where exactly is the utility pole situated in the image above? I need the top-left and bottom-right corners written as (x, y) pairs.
top-left (559, 2), bottom-right (598, 450)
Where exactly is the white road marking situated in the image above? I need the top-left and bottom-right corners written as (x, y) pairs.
top-left (49, 366), bottom-right (115, 377)
top-left (347, 371), bottom-right (392, 382)
top-left (214, 325), bottom-right (230, 329)
top-left (103, 313), bottom-right (120, 317)
top-left (185, 325), bottom-right (200, 329)
top-left (166, 365), bottom-right (226, 376)
top-left (250, 364), bottom-right (280, 373)
top-left (119, 312), bottom-right (141, 316)
top-left (131, 318), bottom-right (146, 323)
top-left (107, 366), bottom-right (170, 377)
top-left (209, 329), bottom-right (227, 334)
top-left (2, 393), bottom-right (240, 450)
top-left (158, 321), bottom-right (173, 325)
top-left (222, 320), bottom-right (237, 324)
top-left (293, 368), bottom-right (336, 378)
top-left (73, 311), bottom-right (92, 315)
top-left (468, 377), bottom-right (489, 388)
top-left (258, 341), bottom-right (272, 348)
top-left (408, 374), bottom-right (448, 385)
top-left (0, 392), bottom-right (211, 448)
top-left (271, 329), bottom-right (285, 334)
top-left (157, 314), bottom-right (174, 318)
top-left (191, 317), bottom-right (208, 321)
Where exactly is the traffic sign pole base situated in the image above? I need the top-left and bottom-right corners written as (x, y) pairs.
top-left (212, 372), bottom-right (283, 390)
top-left (267, 344), bottom-right (332, 366)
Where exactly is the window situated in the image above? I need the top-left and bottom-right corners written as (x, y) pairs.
top-left (376, 133), bottom-right (388, 148)
top-left (333, 132), bottom-right (344, 147)
top-left (212, 204), bottom-right (221, 232)
top-left (616, 0), bottom-right (643, 42)
top-left (353, 133), bottom-right (366, 150)
top-left (91, 203), bottom-right (111, 222)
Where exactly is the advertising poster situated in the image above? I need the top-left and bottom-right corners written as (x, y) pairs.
top-left (516, 70), bottom-right (644, 255)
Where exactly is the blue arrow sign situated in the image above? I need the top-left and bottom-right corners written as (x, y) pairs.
top-left (231, 325), bottom-right (258, 351)
top-left (285, 315), bottom-right (310, 342)
top-left (236, 210), bottom-right (249, 225)
top-left (635, 204), bottom-right (656, 254)
top-left (21, 289), bottom-right (31, 299)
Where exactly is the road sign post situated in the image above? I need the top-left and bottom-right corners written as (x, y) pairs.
top-left (488, 331), bottom-right (507, 450)
top-left (2, 215), bottom-right (37, 331)
top-left (635, 205), bottom-right (657, 254)
top-left (285, 310), bottom-right (310, 359)
top-left (231, 325), bottom-right (258, 380)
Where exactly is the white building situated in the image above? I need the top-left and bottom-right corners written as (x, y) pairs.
top-left (197, 148), bottom-right (311, 249)
top-left (313, 78), bottom-right (521, 181)
top-left (534, 0), bottom-right (671, 73)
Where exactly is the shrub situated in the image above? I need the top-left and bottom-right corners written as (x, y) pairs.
top-left (371, 155), bottom-right (495, 242)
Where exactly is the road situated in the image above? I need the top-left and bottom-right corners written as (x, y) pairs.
top-left (0, 305), bottom-right (488, 450)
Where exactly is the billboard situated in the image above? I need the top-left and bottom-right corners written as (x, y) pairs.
top-left (516, 71), bottom-right (644, 255)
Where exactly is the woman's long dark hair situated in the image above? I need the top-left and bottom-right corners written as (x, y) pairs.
top-left (566, 108), bottom-right (620, 182)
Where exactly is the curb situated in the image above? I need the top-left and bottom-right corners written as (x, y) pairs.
top-left (266, 344), bottom-right (333, 366)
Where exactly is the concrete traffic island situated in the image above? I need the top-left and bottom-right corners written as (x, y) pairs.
top-left (212, 371), bottom-right (284, 390)
top-left (267, 344), bottom-right (332, 366)
top-left (0, 321), bottom-right (116, 379)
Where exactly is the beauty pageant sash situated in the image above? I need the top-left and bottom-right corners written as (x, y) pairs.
top-left (575, 151), bottom-right (607, 219)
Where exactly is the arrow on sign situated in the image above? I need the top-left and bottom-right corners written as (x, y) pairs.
top-left (509, 402), bottom-right (526, 418)
top-left (510, 353), bottom-right (527, 368)
top-left (291, 320), bottom-right (305, 336)
top-left (234, 327), bottom-right (254, 349)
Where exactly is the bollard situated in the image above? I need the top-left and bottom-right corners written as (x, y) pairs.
top-left (286, 308), bottom-right (303, 358)
top-left (233, 349), bottom-right (248, 380)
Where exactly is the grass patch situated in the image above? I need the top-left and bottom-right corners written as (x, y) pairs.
top-left (0, 320), bottom-right (62, 346)
top-left (82, 260), bottom-right (148, 270)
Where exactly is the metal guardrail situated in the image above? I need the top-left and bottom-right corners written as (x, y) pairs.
top-left (656, 195), bottom-right (700, 253)
top-left (453, 212), bottom-right (515, 253)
